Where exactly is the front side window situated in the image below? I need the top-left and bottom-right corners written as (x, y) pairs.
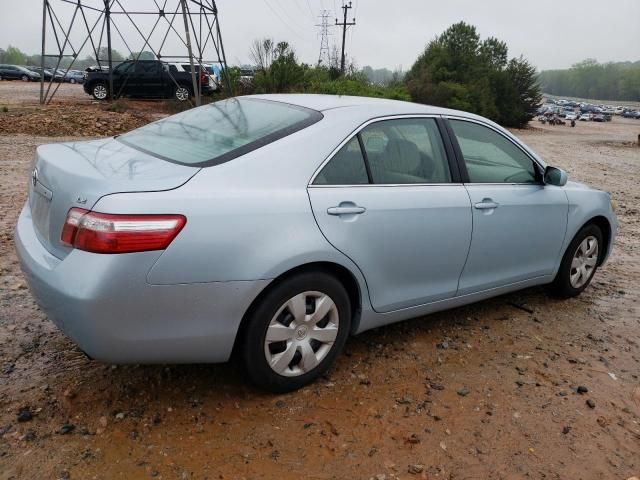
top-left (449, 120), bottom-right (537, 184)
top-left (119, 97), bottom-right (322, 166)
top-left (360, 118), bottom-right (451, 184)
top-left (313, 137), bottom-right (368, 185)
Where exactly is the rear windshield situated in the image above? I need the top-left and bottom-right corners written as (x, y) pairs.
top-left (118, 97), bottom-right (323, 167)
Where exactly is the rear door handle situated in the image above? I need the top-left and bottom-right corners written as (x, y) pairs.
top-left (327, 206), bottom-right (366, 216)
top-left (474, 199), bottom-right (499, 210)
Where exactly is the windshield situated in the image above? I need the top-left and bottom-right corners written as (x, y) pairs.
top-left (118, 97), bottom-right (323, 167)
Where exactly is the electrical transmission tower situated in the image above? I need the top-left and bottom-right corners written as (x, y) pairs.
top-left (316, 10), bottom-right (332, 67)
top-left (335, 1), bottom-right (355, 74)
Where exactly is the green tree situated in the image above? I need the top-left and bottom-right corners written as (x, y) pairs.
top-left (405, 22), bottom-right (541, 127)
top-left (3, 45), bottom-right (26, 65)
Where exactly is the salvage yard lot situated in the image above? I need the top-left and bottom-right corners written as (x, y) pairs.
top-left (0, 82), bottom-right (639, 479)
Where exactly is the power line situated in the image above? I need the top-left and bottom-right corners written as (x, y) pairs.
top-left (335, 1), bottom-right (355, 74)
top-left (261, 0), bottom-right (310, 42)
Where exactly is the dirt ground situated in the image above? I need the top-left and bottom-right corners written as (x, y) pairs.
top-left (0, 81), bottom-right (639, 480)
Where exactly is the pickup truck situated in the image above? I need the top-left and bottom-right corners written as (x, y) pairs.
top-left (83, 60), bottom-right (214, 101)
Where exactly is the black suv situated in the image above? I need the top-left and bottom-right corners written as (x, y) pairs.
top-left (83, 60), bottom-right (213, 101)
top-left (0, 64), bottom-right (41, 81)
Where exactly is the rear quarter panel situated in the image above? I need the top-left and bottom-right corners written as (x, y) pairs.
top-left (92, 110), bottom-right (373, 300)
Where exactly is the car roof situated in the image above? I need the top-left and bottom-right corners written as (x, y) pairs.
top-left (248, 93), bottom-right (470, 116)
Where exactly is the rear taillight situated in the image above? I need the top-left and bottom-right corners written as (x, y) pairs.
top-left (61, 208), bottom-right (186, 254)
top-left (200, 71), bottom-right (207, 83)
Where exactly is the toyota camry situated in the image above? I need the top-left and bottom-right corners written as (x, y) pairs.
top-left (15, 94), bottom-right (617, 392)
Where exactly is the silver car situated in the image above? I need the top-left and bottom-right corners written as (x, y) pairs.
top-left (15, 95), bottom-right (617, 392)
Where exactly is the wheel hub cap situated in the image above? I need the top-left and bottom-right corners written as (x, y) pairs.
top-left (264, 291), bottom-right (339, 377)
top-left (569, 235), bottom-right (599, 289)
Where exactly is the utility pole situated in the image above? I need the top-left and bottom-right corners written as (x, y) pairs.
top-left (316, 10), bottom-right (332, 67)
top-left (335, 1), bottom-right (355, 74)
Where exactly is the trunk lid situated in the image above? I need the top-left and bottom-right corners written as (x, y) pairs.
top-left (29, 137), bottom-right (199, 259)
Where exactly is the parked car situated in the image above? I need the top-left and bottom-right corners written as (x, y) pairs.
top-left (26, 66), bottom-right (54, 81)
top-left (168, 63), bottom-right (218, 91)
top-left (565, 112), bottom-right (578, 121)
top-left (579, 113), bottom-right (591, 121)
top-left (63, 70), bottom-right (85, 84)
top-left (614, 106), bottom-right (626, 115)
top-left (0, 64), bottom-right (40, 81)
top-left (83, 60), bottom-right (214, 101)
top-left (622, 110), bottom-right (639, 119)
top-left (593, 113), bottom-right (606, 122)
top-left (15, 95), bottom-right (617, 392)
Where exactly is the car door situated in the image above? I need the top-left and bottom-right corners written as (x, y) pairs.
top-left (446, 118), bottom-right (568, 295)
top-left (308, 117), bottom-right (472, 313)
top-left (135, 61), bottom-right (162, 97)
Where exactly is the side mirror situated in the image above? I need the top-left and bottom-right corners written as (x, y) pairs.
top-left (544, 166), bottom-right (568, 187)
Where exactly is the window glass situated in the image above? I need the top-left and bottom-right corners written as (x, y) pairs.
top-left (360, 118), bottom-right (451, 184)
top-left (314, 137), bottom-right (368, 185)
top-left (115, 62), bottom-right (133, 75)
top-left (449, 120), bottom-right (537, 183)
top-left (119, 97), bottom-right (322, 166)
top-left (135, 62), bottom-right (158, 74)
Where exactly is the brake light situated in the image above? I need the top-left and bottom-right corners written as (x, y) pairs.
top-left (200, 71), bottom-right (207, 83)
top-left (61, 208), bottom-right (186, 254)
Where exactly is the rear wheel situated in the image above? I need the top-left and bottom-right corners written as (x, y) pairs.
top-left (174, 85), bottom-right (191, 102)
top-left (91, 83), bottom-right (108, 100)
top-left (241, 272), bottom-right (351, 393)
top-left (548, 224), bottom-right (602, 298)
top-left (69, 78), bottom-right (76, 84)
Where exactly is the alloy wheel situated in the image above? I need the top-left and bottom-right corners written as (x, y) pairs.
top-left (264, 291), bottom-right (339, 377)
top-left (175, 86), bottom-right (190, 101)
top-left (93, 84), bottom-right (107, 100)
top-left (569, 235), bottom-right (598, 288)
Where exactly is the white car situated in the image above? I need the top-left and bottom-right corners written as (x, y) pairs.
top-left (579, 113), bottom-right (591, 121)
top-left (168, 62), bottom-right (219, 91)
top-left (565, 112), bottom-right (578, 121)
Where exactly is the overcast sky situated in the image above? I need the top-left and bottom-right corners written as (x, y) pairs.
top-left (0, 0), bottom-right (638, 71)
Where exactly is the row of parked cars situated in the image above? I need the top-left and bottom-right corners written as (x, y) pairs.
top-left (542, 98), bottom-right (640, 120)
top-left (0, 64), bottom-right (85, 83)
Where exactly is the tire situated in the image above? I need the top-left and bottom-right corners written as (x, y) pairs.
top-left (241, 271), bottom-right (351, 393)
top-left (174, 85), bottom-right (191, 102)
top-left (548, 223), bottom-right (603, 298)
top-left (91, 83), bottom-right (108, 100)
top-left (21, 75), bottom-right (29, 82)
top-left (69, 78), bottom-right (76, 84)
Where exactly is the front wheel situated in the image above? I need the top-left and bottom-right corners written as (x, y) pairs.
top-left (174, 85), bottom-right (191, 101)
top-left (91, 83), bottom-right (108, 100)
top-left (241, 272), bottom-right (351, 392)
top-left (69, 78), bottom-right (76, 84)
top-left (548, 224), bottom-right (603, 298)
top-left (21, 74), bottom-right (29, 82)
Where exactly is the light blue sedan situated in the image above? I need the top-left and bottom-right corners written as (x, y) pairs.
top-left (15, 95), bottom-right (617, 392)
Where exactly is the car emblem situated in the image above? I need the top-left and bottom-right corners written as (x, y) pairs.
top-left (31, 168), bottom-right (38, 188)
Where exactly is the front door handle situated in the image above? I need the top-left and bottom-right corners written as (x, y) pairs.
top-left (327, 205), bottom-right (366, 216)
top-left (474, 199), bottom-right (499, 210)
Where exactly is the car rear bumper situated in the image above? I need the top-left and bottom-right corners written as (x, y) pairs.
top-left (14, 202), bottom-right (270, 364)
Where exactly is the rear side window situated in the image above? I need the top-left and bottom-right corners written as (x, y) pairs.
top-left (313, 137), bottom-right (368, 185)
top-left (118, 98), bottom-right (323, 166)
top-left (361, 118), bottom-right (451, 184)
